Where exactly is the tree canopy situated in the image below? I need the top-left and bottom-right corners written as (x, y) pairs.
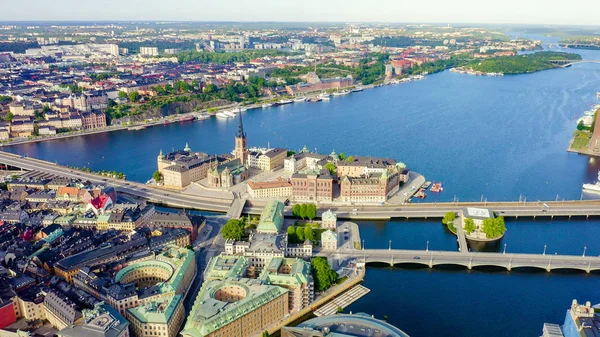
top-left (324, 162), bottom-right (336, 176)
top-left (442, 212), bottom-right (456, 225)
top-left (153, 171), bottom-right (163, 182)
top-left (221, 219), bottom-right (245, 240)
top-left (311, 257), bottom-right (338, 292)
top-left (464, 218), bottom-right (476, 234)
top-left (481, 216), bottom-right (506, 239)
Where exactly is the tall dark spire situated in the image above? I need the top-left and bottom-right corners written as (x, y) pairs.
top-left (236, 112), bottom-right (246, 138)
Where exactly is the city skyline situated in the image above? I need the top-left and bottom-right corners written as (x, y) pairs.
top-left (2, 0), bottom-right (600, 26)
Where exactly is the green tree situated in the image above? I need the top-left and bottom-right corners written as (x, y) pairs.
top-left (338, 152), bottom-right (346, 161)
top-left (118, 91), bottom-right (128, 99)
top-left (442, 212), bottom-right (456, 225)
top-left (311, 257), bottom-right (338, 292)
top-left (33, 124), bottom-right (39, 136)
top-left (287, 226), bottom-right (297, 243)
top-left (481, 216), bottom-right (506, 239)
top-left (292, 204), bottom-right (301, 218)
top-left (221, 219), bottom-right (245, 240)
top-left (153, 171), bottom-right (163, 181)
top-left (5, 111), bottom-right (14, 122)
top-left (304, 226), bottom-right (314, 241)
top-left (336, 306), bottom-right (344, 313)
top-left (34, 109), bottom-right (45, 121)
top-left (128, 91), bottom-right (140, 102)
top-left (324, 162), bottom-right (336, 176)
top-left (306, 203), bottom-right (317, 221)
top-left (577, 121), bottom-right (587, 131)
top-left (0, 96), bottom-right (13, 104)
top-left (296, 226), bottom-right (305, 241)
top-left (262, 331), bottom-right (270, 337)
top-left (299, 204), bottom-right (307, 220)
top-left (346, 156), bottom-right (354, 162)
top-left (464, 218), bottom-right (476, 234)
top-left (185, 244), bottom-right (194, 251)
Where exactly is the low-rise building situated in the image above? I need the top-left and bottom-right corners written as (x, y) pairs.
top-left (247, 147), bottom-right (287, 171)
top-left (321, 230), bottom-right (338, 251)
top-left (256, 200), bottom-right (285, 234)
top-left (321, 209), bottom-right (337, 230)
top-left (291, 170), bottom-right (334, 202)
top-left (56, 302), bottom-right (130, 337)
top-left (247, 179), bottom-right (292, 199)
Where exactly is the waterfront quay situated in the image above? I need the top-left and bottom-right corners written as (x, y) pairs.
top-left (3, 150), bottom-right (600, 220)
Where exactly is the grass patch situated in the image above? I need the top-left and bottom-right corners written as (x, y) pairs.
top-left (336, 275), bottom-right (349, 285)
top-left (571, 131), bottom-right (592, 150)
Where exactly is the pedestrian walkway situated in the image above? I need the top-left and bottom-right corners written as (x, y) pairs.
top-left (314, 285), bottom-right (370, 316)
top-left (454, 217), bottom-right (469, 253)
top-left (226, 197), bottom-right (246, 219)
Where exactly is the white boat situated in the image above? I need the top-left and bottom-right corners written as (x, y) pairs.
top-left (352, 87), bottom-right (364, 92)
top-left (216, 112), bottom-right (231, 119)
top-left (294, 97), bottom-right (306, 102)
top-left (596, 91), bottom-right (600, 98)
top-left (196, 113), bottom-right (210, 120)
top-left (279, 99), bottom-right (293, 105)
top-left (318, 93), bottom-right (331, 100)
top-left (239, 107), bottom-right (247, 112)
top-left (262, 103), bottom-right (273, 108)
top-left (223, 110), bottom-right (237, 118)
top-left (332, 90), bottom-right (350, 96)
top-left (584, 110), bottom-right (596, 116)
top-left (583, 171), bottom-right (600, 193)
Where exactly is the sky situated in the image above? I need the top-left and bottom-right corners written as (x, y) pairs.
top-left (2, 0), bottom-right (600, 26)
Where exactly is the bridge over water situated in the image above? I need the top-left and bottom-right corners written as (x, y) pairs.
top-left (549, 59), bottom-right (600, 67)
top-left (325, 249), bottom-right (600, 273)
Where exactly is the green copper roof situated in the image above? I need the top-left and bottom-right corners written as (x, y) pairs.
top-left (127, 294), bottom-right (182, 324)
top-left (258, 257), bottom-right (311, 287)
top-left (115, 260), bottom-right (174, 283)
top-left (257, 200), bottom-right (284, 234)
top-left (321, 209), bottom-right (337, 221)
top-left (204, 255), bottom-right (249, 281)
top-left (181, 279), bottom-right (288, 337)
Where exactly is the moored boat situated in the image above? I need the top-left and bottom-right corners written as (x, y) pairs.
top-left (583, 171), bottom-right (600, 193)
top-left (262, 103), bottom-right (273, 108)
top-left (332, 90), bottom-right (350, 96)
top-left (216, 112), bottom-right (231, 119)
top-left (352, 86), bottom-right (364, 92)
top-left (294, 97), bottom-right (306, 102)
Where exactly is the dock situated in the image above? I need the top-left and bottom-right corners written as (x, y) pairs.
top-left (313, 285), bottom-right (370, 317)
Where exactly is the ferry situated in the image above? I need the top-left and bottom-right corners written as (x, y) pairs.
top-left (332, 90), bottom-right (350, 96)
top-left (215, 112), bottom-right (231, 119)
top-left (278, 99), bottom-right (294, 105)
top-left (307, 97), bottom-right (322, 103)
top-left (262, 103), bottom-right (273, 108)
top-left (318, 92), bottom-right (331, 100)
top-left (352, 86), bottom-right (364, 92)
top-left (583, 171), bottom-right (600, 193)
top-left (223, 110), bottom-right (237, 118)
top-left (294, 97), bottom-right (306, 102)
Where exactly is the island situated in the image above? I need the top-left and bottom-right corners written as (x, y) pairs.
top-left (452, 51), bottom-right (582, 75)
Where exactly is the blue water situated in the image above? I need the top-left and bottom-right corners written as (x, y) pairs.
top-left (5, 34), bottom-right (600, 337)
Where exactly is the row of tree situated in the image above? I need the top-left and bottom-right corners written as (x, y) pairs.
top-left (292, 203), bottom-right (317, 220)
top-left (287, 225), bottom-right (316, 243)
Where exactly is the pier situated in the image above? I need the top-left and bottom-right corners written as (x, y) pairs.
top-left (313, 285), bottom-right (371, 317)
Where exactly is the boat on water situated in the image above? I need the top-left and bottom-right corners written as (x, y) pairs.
top-left (128, 125), bottom-right (147, 131)
top-left (332, 90), bottom-right (350, 96)
top-left (596, 91), bottom-right (600, 98)
top-left (279, 99), bottom-right (293, 104)
top-left (239, 107), bottom-right (247, 112)
top-left (307, 97), bottom-right (322, 102)
top-left (223, 110), bottom-right (237, 118)
top-left (294, 97), bottom-right (306, 102)
top-left (262, 103), bottom-right (273, 108)
top-left (178, 115), bottom-right (194, 122)
top-left (584, 110), bottom-right (596, 116)
top-left (216, 112), bottom-right (231, 119)
top-left (352, 86), bottom-right (364, 92)
top-left (430, 182), bottom-right (443, 193)
top-left (583, 171), bottom-right (600, 193)
top-left (318, 93), bottom-right (331, 100)
top-left (196, 113), bottom-right (210, 121)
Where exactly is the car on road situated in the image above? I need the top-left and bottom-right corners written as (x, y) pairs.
top-left (413, 256), bottom-right (421, 260)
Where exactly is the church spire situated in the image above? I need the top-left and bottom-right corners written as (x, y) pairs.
top-left (236, 113), bottom-right (246, 138)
